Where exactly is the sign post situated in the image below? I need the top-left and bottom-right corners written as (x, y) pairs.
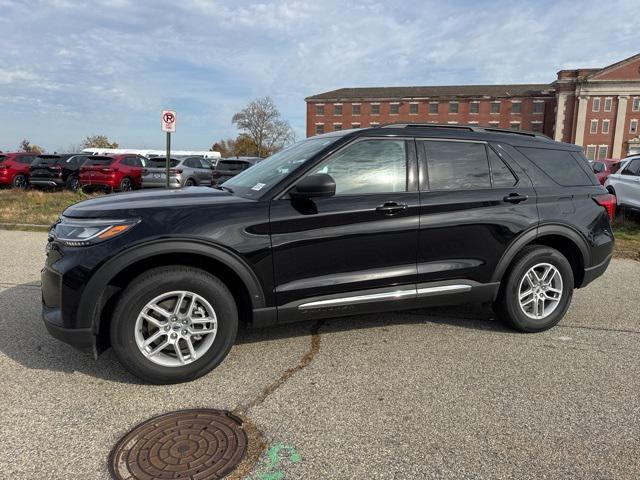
top-left (161, 110), bottom-right (176, 188)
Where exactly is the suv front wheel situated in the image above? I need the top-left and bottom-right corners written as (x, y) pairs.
top-left (110, 266), bottom-right (238, 384)
top-left (495, 246), bottom-right (574, 332)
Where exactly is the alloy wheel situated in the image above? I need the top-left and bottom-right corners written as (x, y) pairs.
top-left (134, 290), bottom-right (218, 367)
top-left (518, 262), bottom-right (563, 320)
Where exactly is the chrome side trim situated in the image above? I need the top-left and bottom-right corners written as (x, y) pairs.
top-left (416, 284), bottom-right (472, 296)
top-left (298, 289), bottom-right (415, 310)
top-left (297, 283), bottom-right (473, 310)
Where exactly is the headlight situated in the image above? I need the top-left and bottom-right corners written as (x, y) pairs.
top-left (54, 217), bottom-right (139, 247)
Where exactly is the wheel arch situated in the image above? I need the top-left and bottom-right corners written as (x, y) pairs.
top-left (491, 224), bottom-right (590, 288)
top-left (78, 240), bottom-right (266, 349)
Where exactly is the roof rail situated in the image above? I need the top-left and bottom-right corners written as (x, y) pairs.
top-left (379, 123), bottom-right (551, 139)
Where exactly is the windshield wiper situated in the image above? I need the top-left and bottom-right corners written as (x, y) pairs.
top-left (220, 185), bottom-right (234, 193)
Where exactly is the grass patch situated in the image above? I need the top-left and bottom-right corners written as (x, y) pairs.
top-left (0, 189), bottom-right (103, 226)
top-left (613, 210), bottom-right (640, 261)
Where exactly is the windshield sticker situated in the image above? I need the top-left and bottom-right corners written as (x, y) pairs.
top-left (252, 183), bottom-right (266, 191)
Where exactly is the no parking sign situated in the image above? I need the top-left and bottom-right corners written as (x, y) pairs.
top-left (161, 110), bottom-right (176, 133)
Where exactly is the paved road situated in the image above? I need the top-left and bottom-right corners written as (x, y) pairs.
top-left (0, 229), bottom-right (638, 479)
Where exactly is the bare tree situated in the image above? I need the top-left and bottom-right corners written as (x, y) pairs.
top-left (232, 97), bottom-right (294, 157)
top-left (18, 139), bottom-right (43, 154)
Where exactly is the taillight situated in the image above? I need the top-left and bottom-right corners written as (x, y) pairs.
top-left (169, 169), bottom-right (183, 174)
top-left (593, 193), bottom-right (616, 221)
top-left (101, 167), bottom-right (114, 173)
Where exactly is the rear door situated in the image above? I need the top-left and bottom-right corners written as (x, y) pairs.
top-left (416, 139), bottom-right (538, 291)
top-left (616, 159), bottom-right (640, 207)
top-left (270, 137), bottom-right (420, 321)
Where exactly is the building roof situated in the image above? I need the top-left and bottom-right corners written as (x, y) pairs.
top-left (306, 84), bottom-right (554, 102)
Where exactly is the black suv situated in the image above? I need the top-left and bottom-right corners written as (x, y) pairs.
top-left (41, 124), bottom-right (615, 383)
top-left (30, 154), bottom-right (91, 190)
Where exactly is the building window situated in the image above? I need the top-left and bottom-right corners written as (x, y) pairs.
top-left (604, 98), bottom-right (612, 112)
top-left (429, 102), bottom-right (438, 114)
top-left (315, 104), bottom-right (324, 116)
top-left (409, 103), bottom-right (419, 115)
top-left (631, 119), bottom-right (638, 134)
top-left (490, 102), bottom-right (500, 114)
top-left (602, 120), bottom-right (610, 134)
top-left (351, 123), bottom-right (361, 129)
top-left (333, 123), bottom-right (342, 131)
top-left (633, 98), bottom-right (640, 112)
top-left (371, 103), bottom-right (380, 115)
top-left (510, 122), bottom-right (520, 130)
top-left (390, 103), bottom-right (400, 115)
top-left (592, 98), bottom-right (600, 112)
top-left (352, 104), bottom-right (361, 115)
top-left (469, 121), bottom-right (479, 125)
top-left (315, 123), bottom-right (325, 135)
top-left (449, 101), bottom-right (459, 113)
top-left (470, 102), bottom-right (479, 114)
top-left (489, 121), bottom-right (499, 127)
top-left (598, 145), bottom-right (608, 159)
top-left (531, 122), bottom-right (543, 133)
top-left (511, 101), bottom-right (521, 114)
top-left (370, 122), bottom-right (380, 127)
top-left (533, 101), bottom-right (544, 114)
top-left (590, 119), bottom-right (598, 134)
top-left (333, 104), bottom-right (342, 115)
top-left (586, 146), bottom-right (596, 160)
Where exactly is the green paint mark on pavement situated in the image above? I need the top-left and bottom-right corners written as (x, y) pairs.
top-left (256, 443), bottom-right (301, 480)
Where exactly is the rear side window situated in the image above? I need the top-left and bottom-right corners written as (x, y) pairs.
top-left (217, 161), bottom-right (250, 172)
top-left (148, 158), bottom-right (180, 168)
top-left (610, 162), bottom-right (622, 174)
top-left (423, 141), bottom-right (490, 190)
top-left (35, 156), bottom-right (61, 165)
top-left (517, 147), bottom-right (592, 186)
top-left (592, 162), bottom-right (605, 173)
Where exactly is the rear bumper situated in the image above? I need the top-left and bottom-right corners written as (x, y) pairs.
top-left (42, 305), bottom-right (96, 353)
top-left (142, 177), bottom-right (182, 188)
top-left (581, 253), bottom-right (613, 288)
top-left (30, 178), bottom-right (64, 187)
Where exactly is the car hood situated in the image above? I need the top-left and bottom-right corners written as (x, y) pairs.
top-left (63, 187), bottom-right (250, 218)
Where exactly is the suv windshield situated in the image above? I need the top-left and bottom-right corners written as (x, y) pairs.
top-left (34, 156), bottom-right (62, 165)
top-left (223, 137), bottom-right (336, 198)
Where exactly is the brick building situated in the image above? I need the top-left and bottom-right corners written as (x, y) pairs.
top-left (305, 53), bottom-right (640, 159)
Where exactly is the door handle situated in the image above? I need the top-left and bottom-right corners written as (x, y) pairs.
top-left (376, 202), bottom-right (408, 214)
top-left (503, 193), bottom-right (529, 204)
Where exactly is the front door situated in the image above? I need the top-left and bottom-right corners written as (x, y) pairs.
top-left (270, 137), bottom-right (420, 322)
top-left (415, 139), bottom-right (539, 301)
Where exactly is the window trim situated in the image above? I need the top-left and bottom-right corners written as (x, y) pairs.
top-left (592, 97), bottom-right (601, 112)
top-left (632, 97), bottom-right (640, 112)
top-left (630, 119), bottom-right (638, 134)
top-left (590, 119), bottom-right (598, 134)
top-left (604, 97), bottom-right (613, 112)
top-left (490, 101), bottom-right (501, 114)
top-left (469, 101), bottom-right (480, 114)
top-left (602, 119), bottom-right (610, 134)
top-left (586, 145), bottom-right (596, 161)
top-left (409, 102), bottom-right (419, 115)
top-left (532, 100), bottom-right (545, 114)
top-left (389, 102), bottom-right (400, 115)
top-left (428, 102), bottom-right (439, 115)
top-left (449, 101), bottom-right (459, 114)
top-left (597, 145), bottom-right (608, 160)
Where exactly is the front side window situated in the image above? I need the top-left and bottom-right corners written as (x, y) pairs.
top-left (622, 159), bottom-right (640, 176)
top-left (488, 148), bottom-right (517, 187)
top-left (423, 141), bottom-right (490, 190)
top-left (311, 139), bottom-right (407, 195)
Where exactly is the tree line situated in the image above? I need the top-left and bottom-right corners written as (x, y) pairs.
top-left (13, 96), bottom-right (294, 158)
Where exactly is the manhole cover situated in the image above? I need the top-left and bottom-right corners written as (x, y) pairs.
top-left (109, 409), bottom-right (247, 480)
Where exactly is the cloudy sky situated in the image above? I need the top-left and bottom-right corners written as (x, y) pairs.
top-left (0, 0), bottom-right (638, 152)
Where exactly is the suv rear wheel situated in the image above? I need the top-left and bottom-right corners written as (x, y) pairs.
top-left (494, 246), bottom-right (574, 332)
top-left (110, 266), bottom-right (238, 384)
top-left (12, 174), bottom-right (27, 189)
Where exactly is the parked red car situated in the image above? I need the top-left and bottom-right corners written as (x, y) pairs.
top-left (591, 159), bottom-right (622, 185)
top-left (79, 154), bottom-right (147, 192)
top-left (0, 152), bottom-right (40, 188)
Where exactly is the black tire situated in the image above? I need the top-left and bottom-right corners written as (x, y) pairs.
top-left (494, 245), bottom-right (574, 333)
top-left (118, 177), bottom-right (133, 192)
top-left (185, 178), bottom-right (196, 187)
top-left (66, 175), bottom-right (81, 191)
top-left (12, 174), bottom-right (28, 189)
top-left (110, 266), bottom-right (238, 384)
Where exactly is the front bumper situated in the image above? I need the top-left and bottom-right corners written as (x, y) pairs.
top-left (42, 305), bottom-right (96, 353)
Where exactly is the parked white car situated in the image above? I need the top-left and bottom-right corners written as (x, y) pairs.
top-left (605, 156), bottom-right (640, 210)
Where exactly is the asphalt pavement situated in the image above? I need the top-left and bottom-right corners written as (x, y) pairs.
top-left (0, 229), bottom-right (638, 479)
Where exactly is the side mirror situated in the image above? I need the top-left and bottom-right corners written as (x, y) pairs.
top-left (290, 173), bottom-right (336, 199)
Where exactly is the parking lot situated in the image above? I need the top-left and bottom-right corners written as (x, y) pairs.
top-left (0, 228), bottom-right (638, 479)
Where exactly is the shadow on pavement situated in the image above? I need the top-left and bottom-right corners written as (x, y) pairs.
top-left (0, 282), bottom-right (513, 383)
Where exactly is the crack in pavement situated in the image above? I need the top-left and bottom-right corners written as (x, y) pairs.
top-left (228, 319), bottom-right (325, 479)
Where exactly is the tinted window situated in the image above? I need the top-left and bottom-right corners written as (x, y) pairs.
top-left (183, 158), bottom-right (199, 168)
top-left (217, 160), bottom-right (249, 171)
top-left (85, 157), bottom-right (114, 166)
top-left (34, 156), bottom-right (62, 165)
top-left (622, 159), bottom-right (640, 176)
top-left (424, 141), bottom-right (490, 190)
top-left (0, 155), bottom-right (6, 163)
top-left (488, 148), bottom-right (517, 187)
top-left (592, 162), bottom-right (605, 173)
top-left (148, 158), bottom-right (180, 168)
top-left (518, 147), bottom-right (592, 186)
top-left (312, 139), bottom-right (406, 195)
top-left (19, 155), bottom-right (36, 164)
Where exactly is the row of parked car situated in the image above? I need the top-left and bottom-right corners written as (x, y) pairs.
top-left (0, 152), bottom-right (262, 192)
top-left (588, 156), bottom-right (640, 211)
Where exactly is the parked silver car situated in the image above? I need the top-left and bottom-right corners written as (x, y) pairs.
top-left (141, 156), bottom-right (213, 188)
top-left (605, 156), bottom-right (640, 210)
